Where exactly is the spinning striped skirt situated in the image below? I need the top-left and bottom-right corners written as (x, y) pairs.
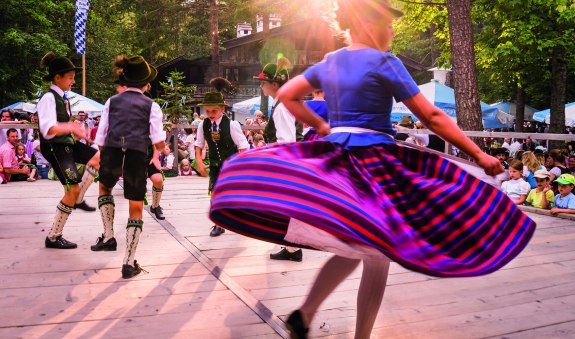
top-left (209, 141), bottom-right (536, 277)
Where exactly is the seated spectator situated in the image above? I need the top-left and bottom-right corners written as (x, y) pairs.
top-left (180, 158), bottom-right (194, 176)
top-left (525, 169), bottom-right (554, 209)
top-left (508, 139), bottom-right (522, 158)
top-left (522, 151), bottom-right (545, 189)
top-left (0, 128), bottom-right (31, 182)
top-left (161, 143), bottom-right (178, 177)
top-left (521, 136), bottom-right (537, 152)
top-left (191, 113), bottom-right (202, 127)
top-left (252, 134), bottom-right (266, 148)
top-left (501, 159), bottom-right (531, 205)
top-left (548, 149), bottom-right (570, 192)
top-left (31, 131), bottom-right (51, 179)
top-left (550, 174), bottom-right (575, 215)
top-left (0, 110), bottom-right (24, 146)
top-left (15, 143), bottom-right (36, 181)
top-left (394, 116), bottom-right (414, 141)
top-left (253, 110), bottom-right (266, 126)
top-left (0, 162), bottom-right (5, 184)
top-left (191, 144), bottom-right (209, 176)
top-left (184, 128), bottom-right (196, 160)
top-left (493, 148), bottom-right (510, 170)
top-left (568, 155), bottom-right (575, 174)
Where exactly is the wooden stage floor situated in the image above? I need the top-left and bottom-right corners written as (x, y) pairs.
top-left (1, 177), bottom-right (574, 338)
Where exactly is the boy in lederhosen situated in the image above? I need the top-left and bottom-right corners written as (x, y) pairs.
top-left (93, 55), bottom-right (166, 278)
top-left (194, 82), bottom-right (250, 237)
top-left (37, 52), bottom-right (100, 250)
top-left (255, 57), bottom-right (304, 261)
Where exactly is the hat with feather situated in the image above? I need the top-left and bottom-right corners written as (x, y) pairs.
top-left (254, 57), bottom-right (291, 84)
top-left (198, 77), bottom-right (233, 107)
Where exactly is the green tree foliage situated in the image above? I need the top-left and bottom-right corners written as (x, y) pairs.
top-left (156, 70), bottom-right (197, 123)
top-left (0, 0), bottom-right (70, 105)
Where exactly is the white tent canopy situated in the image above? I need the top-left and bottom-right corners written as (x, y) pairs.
top-left (65, 91), bottom-right (104, 116)
top-left (532, 102), bottom-right (575, 127)
top-left (489, 102), bottom-right (538, 121)
top-left (391, 80), bottom-right (514, 129)
top-left (231, 96), bottom-right (274, 122)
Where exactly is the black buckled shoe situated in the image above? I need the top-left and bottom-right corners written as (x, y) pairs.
top-left (122, 260), bottom-right (147, 279)
top-left (150, 205), bottom-right (165, 220)
top-left (286, 310), bottom-right (309, 339)
top-left (270, 247), bottom-right (303, 262)
top-left (74, 201), bottom-right (96, 212)
top-left (210, 225), bottom-right (225, 237)
top-left (45, 235), bottom-right (78, 249)
top-left (90, 234), bottom-right (117, 251)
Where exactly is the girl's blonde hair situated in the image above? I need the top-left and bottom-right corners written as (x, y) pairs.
top-left (521, 151), bottom-right (540, 173)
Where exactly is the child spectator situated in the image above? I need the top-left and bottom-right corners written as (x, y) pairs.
top-left (522, 151), bottom-right (544, 189)
top-left (501, 159), bottom-right (531, 205)
top-left (31, 131), bottom-right (50, 179)
top-left (525, 169), bottom-right (554, 209)
top-left (180, 158), bottom-right (193, 176)
top-left (550, 174), bottom-right (575, 215)
top-left (161, 143), bottom-right (178, 177)
top-left (548, 149), bottom-right (570, 192)
top-left (15, 143), bottom-right (36, 182)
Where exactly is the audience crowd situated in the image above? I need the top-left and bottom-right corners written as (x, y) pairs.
top-left (2, 107), bottom-right (574, 215)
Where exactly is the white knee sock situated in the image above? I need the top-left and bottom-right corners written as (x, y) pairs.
top-left (48, 201), bottom-right (73, 241)
top-left (98, 195), bottom-right (115, 241)
top-left (152, 186), bottom-right (163, 208)
top-left (123, 218), bottom-right (143, 266)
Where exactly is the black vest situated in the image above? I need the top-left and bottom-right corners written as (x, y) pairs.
top-left (105, 91), bottom-right (153, 154)
top-left (203, 115), bottom-right (237, 168)
top-left (39, 89), bottom-right (74, 145)
top-left (264, 103), bottom-right (304, 143)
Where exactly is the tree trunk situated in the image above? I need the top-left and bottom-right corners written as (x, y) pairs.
top-left (446, 0), bottom-right (485, 153)
top-left (209, 0), bottom-right (220, 79)
top-left (549, 45), bottom-right (566, 149)
top-left (515, 86), bottom-right (525, 132)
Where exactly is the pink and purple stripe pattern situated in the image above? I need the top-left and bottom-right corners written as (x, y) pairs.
top-left (210, 141), bottom-right (536, 277)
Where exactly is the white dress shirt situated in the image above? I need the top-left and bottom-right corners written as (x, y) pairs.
top-left (194, 116), bottom-right (249, 150)
top-left (272, 102), bottom-right (296, 144)
top-left (95, 88), bottom-right (166, 147)
top-left (36, 84), bottom-right (67, 140)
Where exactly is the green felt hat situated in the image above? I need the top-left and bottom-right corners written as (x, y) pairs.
top-left (198, 92), bottom-right (228, 107)
top-left (254, 57), bottom-right (291, 84)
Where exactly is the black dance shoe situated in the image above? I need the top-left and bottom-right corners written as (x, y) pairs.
top-left (270, 247), bottom-right (303, 262)
top-left (150, 205), bottom-right (165, 220)
top-left (90, 234), bottom-right (117, 251)
top-left (45, 235), bottom-right (77, 249)
top-left (122, 260), bottom-right (146, 279)
top-left (210, 225), bottom-right (225, 237)
top-left (74, 201), bottom-right (96, 212)
top-left (286, 310), bottom-right (309, 339)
